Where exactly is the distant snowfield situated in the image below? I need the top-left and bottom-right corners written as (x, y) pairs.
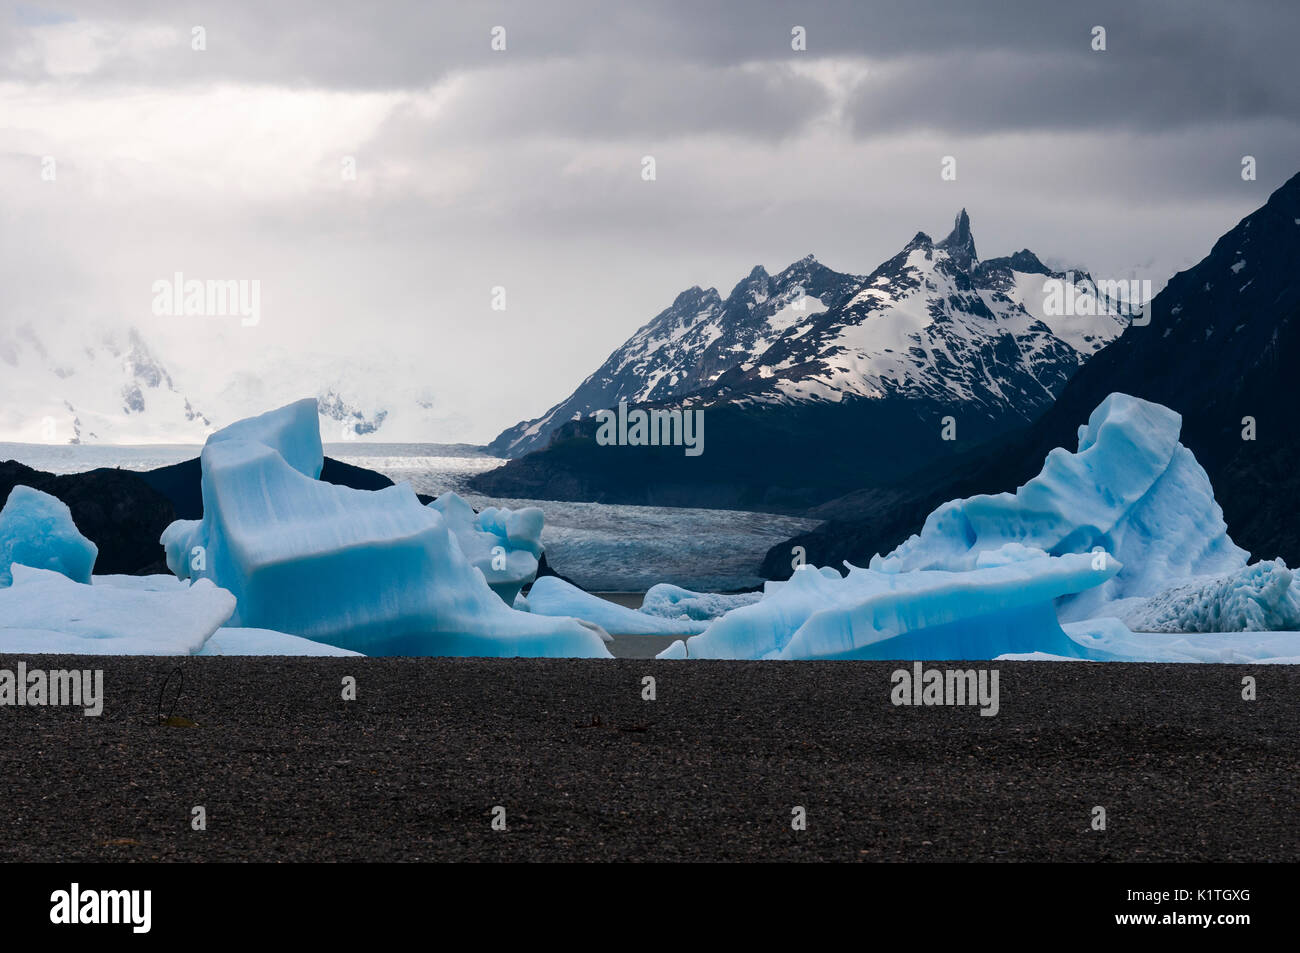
top-left (1, 442), bottom-right (815, 591)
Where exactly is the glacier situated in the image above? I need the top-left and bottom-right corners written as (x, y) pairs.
top-left (427, 491), bottom-right (543, 604)
top-left (160, 401), bottom-right (611, 657)
top-left (523, 576), bottom-right (709, 635)
top-left (873, 393), bottom-right (1251, 622)
top-left (0, 485), bottom-right (98, 587)
top-left (660, 553), bottom-right (1119, 660)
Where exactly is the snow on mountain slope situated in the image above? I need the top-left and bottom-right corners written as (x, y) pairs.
top-left (490, 210), bottom-right (1127, 457)
top-left (705, 211), bottom-right (1127, 420)
top-left (488, 256), bottom-right (866, 456)
top-left (0, 318), bottom-right (449, 445)
top-left (0, 321), bottom-right (211, 444)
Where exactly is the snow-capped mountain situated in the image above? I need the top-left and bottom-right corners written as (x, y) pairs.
top-left (0, 323), bottom-right (210, 444)
top-left (762, 169), bottom-right (1300, 576)
top-left (471, 210), bottom-right (1131, 510)
top-left (694, 210), bottom-right (1124, 416)
top-left (489, 210), bottom-right (1126, 458)
top-left (0, 319), bottom-right (447, 445)
top-left (488, 256), bottom-right (868, 456)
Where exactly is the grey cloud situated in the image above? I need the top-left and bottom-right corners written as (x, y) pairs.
top-left (371, 58), bottom-right (830, 145)
top-left (847, 48), bottom-right (1299, 138)
top-left (6, 1), bottom-right (1290, 87)
top-left (6, 1), bottom-right (1297, 141)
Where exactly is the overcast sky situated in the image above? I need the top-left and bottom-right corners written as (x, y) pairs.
top-left (3, 0), bottom-right (1298, 442)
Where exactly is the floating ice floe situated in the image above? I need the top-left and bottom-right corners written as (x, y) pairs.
top-left (428, 491), bottom-right (543, 604)
top-left (1059, 617), bottom-right (1300, 664)
top-left (198, 628), bottom-right (363, 656)
top-left (639, 583), bottom-right (763, 621)
top-left (523, 576), bottom-right (710, 635)
top-left (160, 401), bottom-right (611, 657)
top-left (0, 485), bottom-right (97, 587)
top-left (0, 569), bottom-right (361, 656)
top-left (872, 393), bottom-right (1256, 624)
top-left (0, 565), bottom-right (235, 654)
top-left (660, 552), bottom-right (1118, 660)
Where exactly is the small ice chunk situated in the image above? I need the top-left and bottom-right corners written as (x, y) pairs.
top-left (0, 485), bottom-right (97, 587)
top-left (639, 583), bottom-right (763, 621)
top-left (526, 576), bottom-right (709, 635)
top-left (428, 492), bottom-right (543, 604)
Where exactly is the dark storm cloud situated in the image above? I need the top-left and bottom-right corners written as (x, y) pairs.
top-left (7, 1), bottom-right (1297, 136)
top-left (846, 19), bottom-right (1300, 137)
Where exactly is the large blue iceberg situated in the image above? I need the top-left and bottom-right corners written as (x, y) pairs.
top-left (865, 392), bottom-right (1300, 636)
top-left (872, 393), bottom-right (1249, 623)
top-left (660, 552), bottom-right (1119, 660)
top-left (161, 402), bottom-right (611, 657)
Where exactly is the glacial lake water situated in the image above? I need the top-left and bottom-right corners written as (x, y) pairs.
top-left (1, 441), bottom-right (819, 592)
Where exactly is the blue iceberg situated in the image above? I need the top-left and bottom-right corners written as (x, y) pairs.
top-left (873, 393), bottom-right (1253, 623)
top-left (198, 628), bottom-right (364, 656)
top-left (0, 565), bottom-right (235, 654)
top-left (161, 401), bottom-right (611, 657)
top-left (1059, 617), bottom-right (1300, 664)
top-left (661, 552), bottom-right (1119, 660)
top-left (428, 491), bottom-right (544, 605)
top-left (0, 485), bottom-right (98, 587)
top-left (523, 576), bottom-right (710, 635)
top-left (639, 584), bottom-right (763, 622)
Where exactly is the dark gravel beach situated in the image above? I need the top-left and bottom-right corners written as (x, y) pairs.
top-left (0, 656), bottom-right (1294, 862)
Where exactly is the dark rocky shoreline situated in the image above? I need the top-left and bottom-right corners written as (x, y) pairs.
top-left (1, 656), bottom-right (1293, 862)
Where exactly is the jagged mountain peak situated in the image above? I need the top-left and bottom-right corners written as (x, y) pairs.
top-left (904, 231), bottom-right (933, 251)
top-left (487, 209), bottom-right (1129, 458)
top-left (1006, 248), bottom-right (1048, 273)
top-left (670, 285), bottom-right (721, 310)
top-left (729, 265), bottom-right (770, 295)
top-left (936, 208), bottom-right (977, 269)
